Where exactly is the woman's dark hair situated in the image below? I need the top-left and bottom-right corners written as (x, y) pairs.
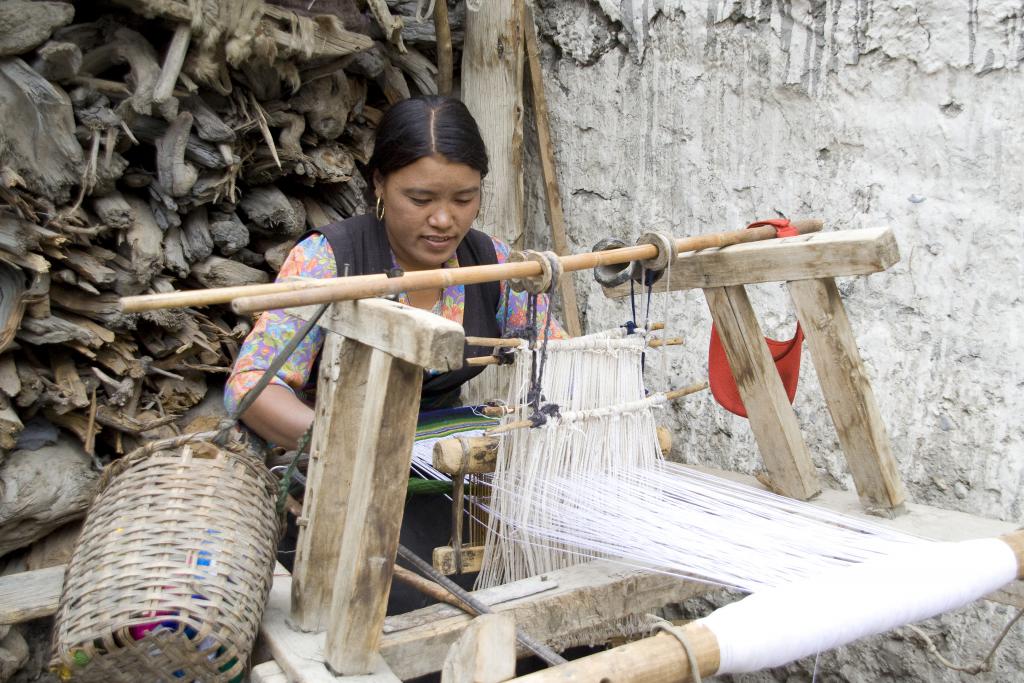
top-left (366, 96), bottom-right (489, 196)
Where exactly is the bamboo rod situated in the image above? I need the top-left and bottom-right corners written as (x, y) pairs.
top-left (649, 336), bottom-right (683, 348)
top-left (485, 381), bottom-right (709, 435)
top-left (465, 336), bottom-right (526, 348)
top-left (512, 623), bottom-right (721, 683)
top-left (120, 273), bottom-right (387, 313)
top-left (230, 220), bottom-right (823, 314)
top-left (466, 338), bottom-right (685, 366)
top-left (466, 328), bottom-right (673, 348)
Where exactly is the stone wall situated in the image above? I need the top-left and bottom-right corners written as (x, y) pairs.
top-left (524, 1), bottom-right (1024, 680)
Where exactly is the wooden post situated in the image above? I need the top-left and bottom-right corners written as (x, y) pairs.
top-left (522, 2), bottom-right (582, 336)
top-left (462, 0), bottom-right (525, 246)
top-left (788, 277), bottom-right (907, 514)
top-left (283, 298), bottom-right (465, 674)
top-left (289, 335), bottom-right (372, 631)
top-left (704, 285), bottom-right (820, 500)
top-left (324, 348), bottom-right (423, 674)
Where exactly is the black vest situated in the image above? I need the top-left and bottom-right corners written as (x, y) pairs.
top-left (306, 214), bottom-right (501, 409)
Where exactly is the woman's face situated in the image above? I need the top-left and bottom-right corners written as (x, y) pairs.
top-left (375, 154), bottom-right (482, 272)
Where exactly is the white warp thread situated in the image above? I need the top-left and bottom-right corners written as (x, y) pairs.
top-left (700, 537), bottom-right (1019, 674)
top-left (483, 460), bottom-right (922, 592)
top-left (477, 334), bottom-right (657, 589)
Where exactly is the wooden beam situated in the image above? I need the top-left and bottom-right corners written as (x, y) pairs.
top-left (288, 297), bottom-right (464, 371)
top-left (441, 613), bottom-right (516, 683)
top-left (290, 335), bottom-right (371, 631)
top-left (324, 349), bottom-right (424, 675)
top-left (704, 285), bottom-right (820, 500)
top-left (522, 2), bottom-right (582, 337)
top-left (380, 560), bottom-right (711, 679)
top-left (788, 277), bottom-right (907, 514)
top-left (461, 0), bottom-right (525, 246)
top-left (0, 564), bottom-right (63, 624)
top-left (604, 227), bottom-right (899, 297)
top-left (513, 625), bottom-right (720, 683)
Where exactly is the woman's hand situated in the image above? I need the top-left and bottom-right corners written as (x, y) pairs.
top-left (239, 383), bottom-right (315, 451)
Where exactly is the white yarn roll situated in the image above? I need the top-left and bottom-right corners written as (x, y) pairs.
top-left (700, 537), bottom-right (1019, 674)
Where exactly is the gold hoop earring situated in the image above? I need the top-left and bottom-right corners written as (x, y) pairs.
top-left (375, 196), bottom-right (385, 221)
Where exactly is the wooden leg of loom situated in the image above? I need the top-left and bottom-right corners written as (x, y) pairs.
top-left (704, 285), bottom-right (820, 501)
top-left (291, 334), bottom-right (374, 631)
top-left (279, 299), bottom-right (466, 678)
top-left (788, 277), bottom-right (906, 515)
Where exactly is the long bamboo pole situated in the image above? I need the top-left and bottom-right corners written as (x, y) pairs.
top-left (230, 220), bottom-right (823, 314)
top-left (119, 273), bottom-right (388, 313)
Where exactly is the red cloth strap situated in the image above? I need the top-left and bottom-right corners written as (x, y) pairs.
top-left (708, 323), bottom-right (804, 418)
top-left (747, 218), bottom-right (798, 238)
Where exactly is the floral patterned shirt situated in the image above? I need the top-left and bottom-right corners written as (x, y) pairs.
top-left (224, 232), bottom-right (566, 414)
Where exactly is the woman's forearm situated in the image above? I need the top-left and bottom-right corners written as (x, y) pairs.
top-left (240, 383), bottom-right (315, 450)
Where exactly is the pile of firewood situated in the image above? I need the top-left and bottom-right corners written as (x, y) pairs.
top-left (0, 0), bottom-right (462, 675)
top-left (0, 0), bottom-right (465, 456)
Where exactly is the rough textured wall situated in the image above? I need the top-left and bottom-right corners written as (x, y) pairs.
top-left (524, 1), bottom-right (1024, 680)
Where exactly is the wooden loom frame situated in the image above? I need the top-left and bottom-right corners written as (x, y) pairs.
top-left (3, 227), bottom-right (1022, 682)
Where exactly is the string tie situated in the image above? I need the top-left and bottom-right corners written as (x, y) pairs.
top-left (649, 616), bottom-right (703, 683)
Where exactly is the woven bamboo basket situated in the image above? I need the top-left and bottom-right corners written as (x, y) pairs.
top-left (51, 436), bottom-right (281, 682)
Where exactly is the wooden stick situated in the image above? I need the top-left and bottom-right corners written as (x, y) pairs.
top-left (433, 0), bottom-right (454, 96)
top-left (523, 1), bottom-right (582, 337)
top-left (465, 336), bottom-right (526, 348)
top-left (512, 623), bottom-right (721, 683)
top-left (665, 380), bottom-right (709, 401)
top-left (393, 564), bottom-right (472, 613)
top-left (466, 331), bottom-right (675, 347)
top-left (466, 338), bottom-right (685, 366)
top-left (648, 336), bottom-right (683, 348)
top-left (433, 426), bottom-right (674, 475)
top-left (232, 220), bottom-right (823, 314)
top-left (153, 24), bottom-right (190, 106)
top-left (120, 273), bottom-right (387, 313)
top-left (486, 382), bottom-right (709, 435)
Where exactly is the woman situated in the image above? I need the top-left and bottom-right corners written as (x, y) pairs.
top-left (226, 95), bottom-right (564, 446)
top-left (225, 95), bottom-right (565, 611)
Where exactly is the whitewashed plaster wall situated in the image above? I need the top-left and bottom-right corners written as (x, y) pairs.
top-left (522, 1), bottom-right (1024, 680)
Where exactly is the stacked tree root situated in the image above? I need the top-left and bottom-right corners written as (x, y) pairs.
top-left (0, 0), bottom-right (463, 677)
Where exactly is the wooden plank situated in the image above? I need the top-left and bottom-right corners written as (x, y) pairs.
top-left (324, 349), bottom-right (424, 674)
top-left (290, 335), bottom-right (372, 631)
top-left (261, 566), bottom-right (400, 683)
top-left (380, 560), bottom-right (713, 680)
top-left (433, 545), bottom-right (485, 575)
top-left (441, 613), bottom-right (516, 683)
top-left (0, 564), bottom-right (63, 624)
top-left (605, 227), bottom-right (899, 297)
top-left (788, 277), bottom-right (907, 513)
top-left (383, 575), bottom-right (558, 635)
top-left (462, 0), bottom-right (525, 246)
top-left (287, 297), bottom-right (464, 371)
top-left (704, 286), bottom-right (820, 500)
top-left (523, 2), bottom-right (582, 337)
